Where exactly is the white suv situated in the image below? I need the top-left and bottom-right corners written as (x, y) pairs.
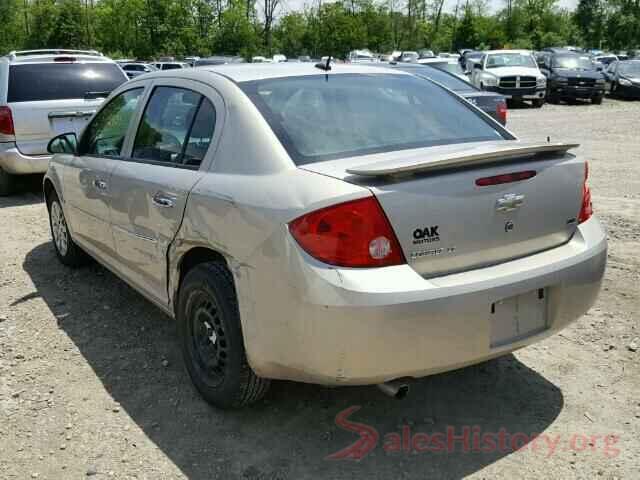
top-left (0, 49), bottom-right (128, 195)
top-left (470, 50), bottom-right (547, 108)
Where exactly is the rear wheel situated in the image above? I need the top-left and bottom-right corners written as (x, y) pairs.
top-left (178, 262), bottom-right (270, 408)
top-left (0, 167), bottom-right (15, 196)
top-left (48, 192), bottom-right (88, 267)
top-left (592, 94), bottom-right (603, 105)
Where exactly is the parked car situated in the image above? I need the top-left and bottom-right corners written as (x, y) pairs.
top-left (461, 50), bottom-right (484, 73)
top-left (185, 56), bottom-right (200, 66)
top-left (0, 49), bottom-right (128, 195)
top-left (398, 51), bottom-right (419, 62)
top-left (603, 60), bottom-right (640, 98)
top-left (154, 61), bottom-right (190, 70)
top-left (272, 54), bottom-right (287, 63)
top-left (120, 62), bottom-right (158, 78)
top-left (538, 53), bottom-right (605, 104)
top-left (470, 50), bottom-right (546, 107)
top-left (43, 63), bottom-right (605, 408)
top-left (593, 54), bottom-right (618, 67)
top-left (418, 49), bottom-right (435, 59)
top-left (194, 56), bottom-right (244, 66)
top-left (387, 63), bottom-right (508, 124)
top-left (348, 49), bottom-right (375, 63)
top-left (415, 57), bottom-right (469, 81)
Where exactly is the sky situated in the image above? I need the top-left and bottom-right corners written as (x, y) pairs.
top-left (279, 0), bottom-right (579, 15)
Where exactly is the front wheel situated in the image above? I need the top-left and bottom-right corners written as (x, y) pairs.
top-left (48, 192), bottom-right (88, 267)
top-left (178, 262), bottom-right (270, 408)
top-left (592, 95), bottom-right (603, 105)
top-left (531, 98), bottom-right (545, 108)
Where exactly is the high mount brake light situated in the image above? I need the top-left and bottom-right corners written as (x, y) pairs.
top-left (475, 170), bottom-right (536, 187)
top-left (288, 197), bottom-right (405, 268)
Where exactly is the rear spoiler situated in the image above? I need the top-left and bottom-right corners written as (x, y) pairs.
top-left (345, 142), bottom-right (579, 177)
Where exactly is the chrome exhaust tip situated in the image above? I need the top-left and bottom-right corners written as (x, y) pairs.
top-left (377, 380), bottom-right (410, 399)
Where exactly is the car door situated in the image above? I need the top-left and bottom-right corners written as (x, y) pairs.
top-left (64, 86), bottom-right (146, 263)
top-left (108, 80), bottom-right (223, 306)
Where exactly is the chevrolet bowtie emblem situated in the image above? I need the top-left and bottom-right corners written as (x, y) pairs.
top-left (496, 193), bottom-right (525, 212)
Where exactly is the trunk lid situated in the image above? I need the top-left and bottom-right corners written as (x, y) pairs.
top-left (301, 140), bottom-right (584, 277)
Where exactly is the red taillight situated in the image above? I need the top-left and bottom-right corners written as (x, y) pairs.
top-left (578, 162), bottom-right (593, 223)
top-left (289, 197), bottom-right (406, 268)
top-left (497, 101), bottom-right (507, 124)
top-left (0, 106), bottom-right (14, 136)
top-left (475, 170), bottom-right (536, 187)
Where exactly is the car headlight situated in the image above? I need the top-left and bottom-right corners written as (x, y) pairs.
top-left (537, 77), bottom-right (547, 86)
top-left (483, 75), bottom-right (498, 87)
top-left (619, 78), bottom-right (632, 86)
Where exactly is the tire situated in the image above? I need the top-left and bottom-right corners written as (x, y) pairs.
top-left (592, 95), bottom-right (603, 105)
top-left (178, 262), bottom-right (270, 408)
top-left (48, 192), bottom-right (88, 267)
top-left (531, 98), bottom-right (545, 108)
top-left (0, 167), bottom-right (15, 196)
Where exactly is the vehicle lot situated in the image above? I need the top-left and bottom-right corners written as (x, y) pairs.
top-left (1, 98), bottom-right (639, 478)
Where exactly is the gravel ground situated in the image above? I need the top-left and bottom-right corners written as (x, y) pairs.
top-left (1, 98), bottom-right (639, 479)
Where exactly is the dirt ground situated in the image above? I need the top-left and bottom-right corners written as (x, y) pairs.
top-left (1, 98), bottom-right (639, 480)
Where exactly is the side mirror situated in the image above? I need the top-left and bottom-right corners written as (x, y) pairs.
top-left (47, 132), bottom-right (78, 155)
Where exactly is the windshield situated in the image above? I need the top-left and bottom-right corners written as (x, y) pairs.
top-left (620, 62), bottom-right (640, 75)
top-left (553, 55), bottom-right (594, 69)
top-left (486, 53), bottom-right (536, 69)
top-left (240, 74), bottom-right (505, 164)
top-left (8, 63), bottom-right (126, 102)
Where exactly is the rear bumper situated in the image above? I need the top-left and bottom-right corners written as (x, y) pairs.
top-left (241, 216), bottom-right (606, 385)
top-left (0, 143), bottom-right (51, 174)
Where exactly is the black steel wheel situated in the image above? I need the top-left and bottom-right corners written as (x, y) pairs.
top-left (178, 261), bottom-right (270, 408)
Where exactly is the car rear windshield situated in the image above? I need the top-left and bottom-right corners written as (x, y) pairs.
top-left (7, 63), bottom-right (126, 103)
top-left (240, 73), bottom-right (506, 164)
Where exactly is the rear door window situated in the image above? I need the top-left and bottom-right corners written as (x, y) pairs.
top-left (7, 63), bottom-right (127, 103)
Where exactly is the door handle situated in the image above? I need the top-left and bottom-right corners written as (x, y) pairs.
top-left (152, 192), bottom-right (176, 208)
top-left (93, 179), bottom-right (108, 190)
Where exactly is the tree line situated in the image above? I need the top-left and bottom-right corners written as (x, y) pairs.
top-left (0, 0), bottom-right (638, 60)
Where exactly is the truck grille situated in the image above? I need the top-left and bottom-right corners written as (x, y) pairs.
top-left (568, 77), bottom-right (596, 87)
top-left (499, 76), bottom-right (537, 88)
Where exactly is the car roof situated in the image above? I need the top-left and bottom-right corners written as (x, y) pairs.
top-left (177, 62), bottom-right (410, 82)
